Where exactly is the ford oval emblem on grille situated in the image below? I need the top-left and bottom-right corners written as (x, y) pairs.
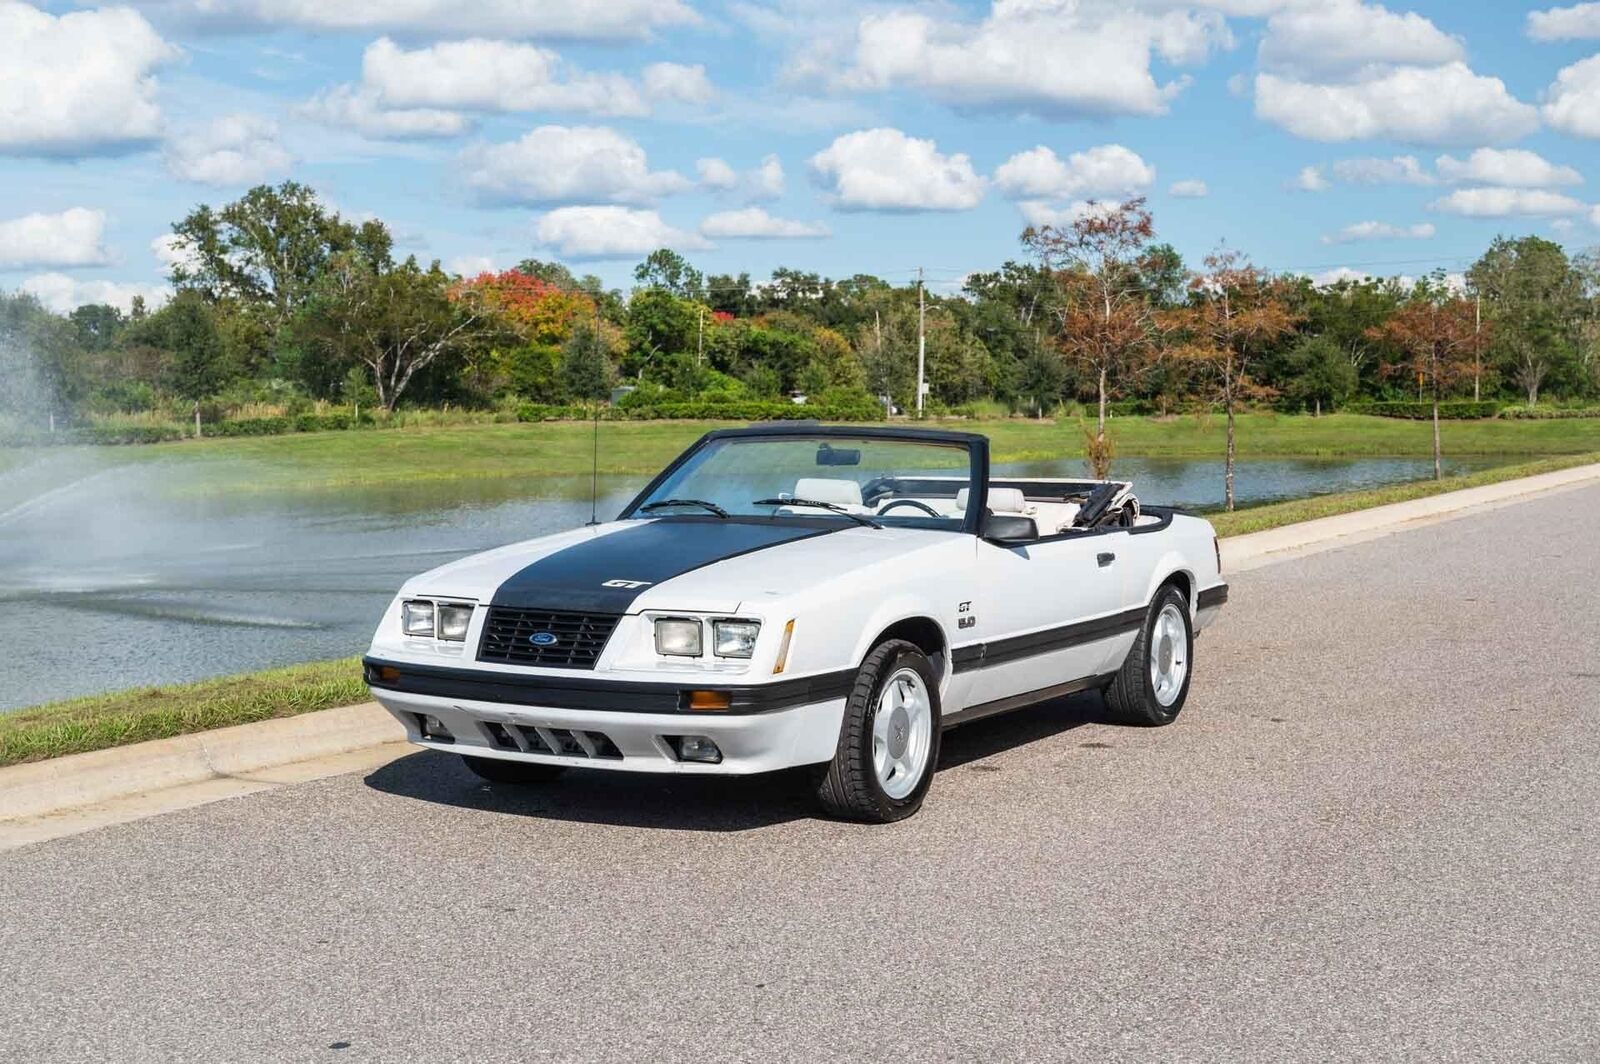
top-left (529, 631), bottom-right (559, 647)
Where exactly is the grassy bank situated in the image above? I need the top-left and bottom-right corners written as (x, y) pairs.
top-left (5, 452), bottom-right (1598, 768)
top-left (8, 413), bottom-right (1600, 495)
top-left (1209, 452), bottom-right (1600, 536)
top-left (0, 658), bottom-right (364, 768)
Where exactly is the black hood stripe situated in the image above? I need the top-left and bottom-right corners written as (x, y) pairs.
top-left (491, 518), bottom-right (841, 613)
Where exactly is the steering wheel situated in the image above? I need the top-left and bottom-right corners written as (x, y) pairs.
top-left (876, 499), bottom-right (942, 518)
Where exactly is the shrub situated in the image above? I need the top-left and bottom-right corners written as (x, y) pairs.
top-left (1498, 405), bottom-right (1600, 419)
top-left (1345, 400), bottom-right (1502, 420)
top-left (72, 423), bottom-right (187, 445)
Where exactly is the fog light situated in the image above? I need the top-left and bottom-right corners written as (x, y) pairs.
top-left (417, 713), bottom-right (453, 743)
top-left (675, 736), bottom-right (722, 764)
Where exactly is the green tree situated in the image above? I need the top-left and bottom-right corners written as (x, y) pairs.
top-left (562, 319), bottom-right (615, 400)
top-left (633, 249), bottom-right (704, 300)
top-left (158, 291), bottom-right (230, 402)
top-left (1468, 236), bottom-right (1581, 406)
top-left (1282, 334), bottom-right (1357, 415)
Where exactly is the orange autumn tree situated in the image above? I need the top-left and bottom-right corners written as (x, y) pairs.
top-left (1167, 250), bottom-right (1298, 511)
top-left (1022, 199), bottom-right (1161, 474)
top-left (454, 269), bottom-right (595, 347)
top-left (1368, 279), bottom-right (1486, 480)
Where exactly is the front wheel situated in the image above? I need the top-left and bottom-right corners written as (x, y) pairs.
top-left (1103, 585), bottom-right (1193, 726)
top-left (460, 754), bottom-right (567, 785)
top-left (814, 640), bottom-right (942, 823)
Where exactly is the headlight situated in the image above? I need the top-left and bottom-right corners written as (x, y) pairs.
top-left (401, 600), bottom-right (435, 636)
top-left (713, 620), bottom-right (760, 658)
top-left (437, 604), bottom-right (473, 641)
top-left (654, 617), bottom-right (703, 657)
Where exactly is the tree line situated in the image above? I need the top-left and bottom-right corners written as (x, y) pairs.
top-left (3, 181), bottom-right (1599, 500)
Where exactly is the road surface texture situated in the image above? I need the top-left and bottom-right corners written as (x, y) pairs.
top-left (3, 484), bottom-right (1598, 1064)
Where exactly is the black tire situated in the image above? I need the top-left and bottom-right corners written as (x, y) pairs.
top-left (1104, 584), bottom-right (1193, 727)
top-left (460, 754), bottom-right (567, 785)
top-left (814, 639), bottom-right (942, 823)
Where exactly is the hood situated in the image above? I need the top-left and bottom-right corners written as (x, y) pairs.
top-left (402, 517), bottom-right (962, 616)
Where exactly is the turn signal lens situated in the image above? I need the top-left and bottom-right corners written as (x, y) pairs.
top-left (772, 619), bottom-right (795, 675)
top-left (687, 690), bottom-right (731, 711)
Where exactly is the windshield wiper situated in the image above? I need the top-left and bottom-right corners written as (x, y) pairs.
top-left (752, 497), bottom-right (881, 529)
top-left (640, 498), bottom-right (729, 518)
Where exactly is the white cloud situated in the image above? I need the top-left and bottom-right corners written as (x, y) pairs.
top-left (462, 125), bottom-right (691, 206)
top-left (809, 128), bottom-right (985, 212)
top-left (699, 207), bottom-right (829, 239)
top-left (447, 255), bottom-right (497, 277)
top-left (1017, 199), bottom-right (1121, 228)
top-left (1434, 148), bottom-right (1582, 187)
top-left (0, 208), bottom-right (109, 268)
top-left (812, 2), bottom-right (1229, 119)
top-left (697, 154), bottom-right (785, 200)
top-left (1255, 62), bottom-right (1538, 146)
top-left (299, 85), bottom-right (471, 139)
top-left (1321, 221), bottom-right (1436, 244)
top-left (1430, 188), bottom-right (1587, 217)
top-left (696, 157), bottom-right (738, 190)
top-left (1543, 54), bottom-right (1600, 138)
top-left (993, 144), bottom-right (1155, 200)
top-left (1309, 267), bottom-right (1373, 287)
top-left (20, 272), bottom-right (169, 315)
top-left (1168, 179), bottom-right (1208, 198)
top-left (0, 2), bottom-right (179, 156)
top-left (642, 62), bottom-right (715, 104)
top-left (1293, 165), bottom-right (1329, 191)
top-left (164, 114), bottom-right (294, 186)
top-left (118, 0), bottom-right (698, 41)
top-left (1258, 0), bottom-right (1463, 79)
top-left (1330, 155), bottom-right (1434, 185)
top-left (1591, 204), bottom-right (1600, 227)
top-left (356, 38), bottom-right (648, 118)
top-left (151, 232), bottom-right (202, 276)
top-left (1528, 3), bottom-right (1600, 41)
top-left (535, 206), bottom-right (709, 259)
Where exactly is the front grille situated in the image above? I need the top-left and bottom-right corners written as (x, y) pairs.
top-left (481, 721), bottom-right (623, 760)
top-left (477, 607), bottom-right (621, 670)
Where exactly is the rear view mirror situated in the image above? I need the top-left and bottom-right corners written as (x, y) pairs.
top-left (981, 513), bottom-right (1038, 545)
top-left (816, 444), bottom-right (861, 467)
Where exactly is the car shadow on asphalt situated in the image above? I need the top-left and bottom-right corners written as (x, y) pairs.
top-left (362, 690), bottom-right (1109, 832)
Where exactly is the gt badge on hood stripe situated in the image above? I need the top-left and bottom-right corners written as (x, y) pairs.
top-left (491, 519), bottom-right (841, 613)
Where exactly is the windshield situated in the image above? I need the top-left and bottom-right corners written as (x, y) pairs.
top-left (626, 434), bottom-right (976, 530)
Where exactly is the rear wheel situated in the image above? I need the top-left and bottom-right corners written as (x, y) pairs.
top-left (1104, 585), bottom-right (1193, 726)
top-left (460, 754), bottom-right (567, 785)
top-left (814, 640), bottom-right (941, 823)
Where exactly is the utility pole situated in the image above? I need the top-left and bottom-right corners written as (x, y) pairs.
top-left (696, 305), bottom-right (704, 366)
top-left (916, 267), bottom-right (926, 418)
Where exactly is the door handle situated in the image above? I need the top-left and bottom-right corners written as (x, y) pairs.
top-left (1097, 552), bottom-right (1116, 567)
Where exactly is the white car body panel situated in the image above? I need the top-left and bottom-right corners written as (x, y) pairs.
top-left (364, 427), bottom-right (1226, 777)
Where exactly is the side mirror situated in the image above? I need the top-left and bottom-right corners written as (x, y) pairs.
top-left (981, 513), bottom-right (1038, 545)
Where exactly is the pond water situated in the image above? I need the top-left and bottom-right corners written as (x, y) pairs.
top-left (0, 449), bottom-right (1502, 710)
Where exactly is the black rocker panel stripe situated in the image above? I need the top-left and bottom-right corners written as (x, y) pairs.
top-left (491, 517), bottom-right (840, 613)
top-left (1197, 584), bottom-right (1229, 609)
top-left (949, 605), bottom-right (1148, 674)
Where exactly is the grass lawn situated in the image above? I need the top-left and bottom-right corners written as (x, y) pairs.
top-left (8, 412), bottom-right (1600, 496)
top-left (5, 449), bottom-right (1598, 767)
top-left (0, 658), bottom-right (365, 768)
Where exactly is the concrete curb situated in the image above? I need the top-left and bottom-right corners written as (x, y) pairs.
top-left (5, 458), bottom-right (1599, 835)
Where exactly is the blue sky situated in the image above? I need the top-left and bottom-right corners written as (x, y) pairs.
top-left (4, 0), bottom-right (1600, 312)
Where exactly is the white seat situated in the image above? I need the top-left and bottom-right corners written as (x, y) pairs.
top-left (793, 477), bottom-right (863, 507)
top-left (955, 486), bottom-right (1028, 514)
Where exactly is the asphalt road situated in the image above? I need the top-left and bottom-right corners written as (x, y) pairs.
top-left (4, 485), bottom-right (1599, 1063)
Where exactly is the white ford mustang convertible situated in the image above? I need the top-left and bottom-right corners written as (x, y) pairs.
top-left (365, 424), bottom-right (1226, 822)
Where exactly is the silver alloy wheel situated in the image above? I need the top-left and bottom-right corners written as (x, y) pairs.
top-left (872, 667), bottom-right (933, 800)
top-left (1149, 602), bottom-right (1189, 707)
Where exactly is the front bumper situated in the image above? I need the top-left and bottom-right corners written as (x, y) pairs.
top-left (372, 687), bottom-right (847, 774)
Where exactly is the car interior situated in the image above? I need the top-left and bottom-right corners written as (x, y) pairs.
top-left (777, 476), bottom-right (1149, 539)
